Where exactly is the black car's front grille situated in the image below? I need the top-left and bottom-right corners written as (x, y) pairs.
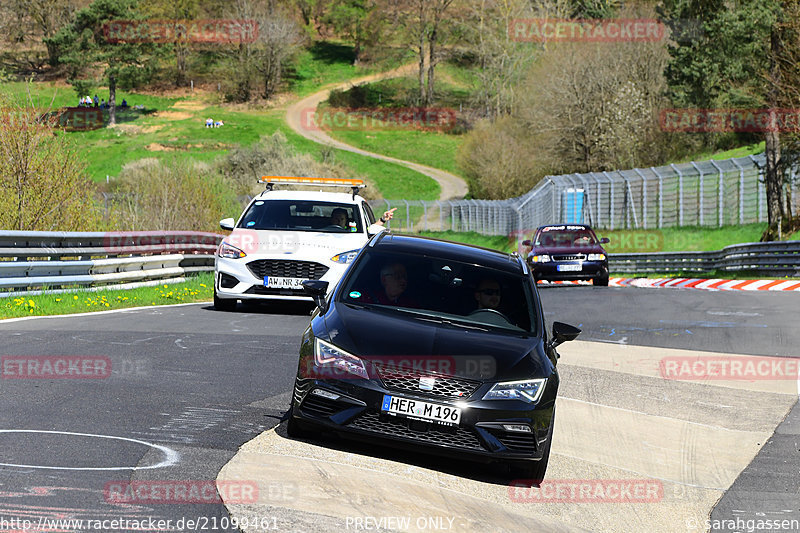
top-left (246, 260), bottom-right (329, 280)
top-left (487, 429), bottom-right (537, 454)
top-left (375, 366), bottom-right (481, 400)
top-left (553, 254), bottom-right (586, 261)
top-left (348, 411), bottom-right (485, 451)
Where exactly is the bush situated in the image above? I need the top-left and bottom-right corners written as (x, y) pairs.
top-left (218, 131), bottom-right (376, 199)
top-left (0, 94), bottom-right (102, 231)
top-left (110, 158), bottom-right (239, 233)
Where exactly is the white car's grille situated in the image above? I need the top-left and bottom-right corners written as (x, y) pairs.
top-left (246, 260), bottom-right (329, 280)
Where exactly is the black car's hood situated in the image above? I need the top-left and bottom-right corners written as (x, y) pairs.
top-left (319, 303), bottom-right (553, 382)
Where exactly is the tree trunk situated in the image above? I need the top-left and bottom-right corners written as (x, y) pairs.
top-left (417, 1), bottom-right (426, 105)
top-left (176, 43), bottom-right (187, 87)
top-left (764, 129), bottom-right (783, 227)
top-left (108, 73), bottom-right (117, 126)
top-left (764, 29), bottom-right (785, 237)
top-left (426, 21), bottom-right (437, 106)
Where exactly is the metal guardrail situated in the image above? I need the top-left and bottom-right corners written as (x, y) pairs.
top-left (609, 241), bottom-right (800, 276)
top-left (0, 231), bottom-right (222, 297)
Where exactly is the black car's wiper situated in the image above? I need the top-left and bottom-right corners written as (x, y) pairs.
top-left (381, 306), bottom-right (491, 331)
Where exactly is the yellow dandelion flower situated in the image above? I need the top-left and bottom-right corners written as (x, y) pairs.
top-left (27, 300), bottom-right (35, 308)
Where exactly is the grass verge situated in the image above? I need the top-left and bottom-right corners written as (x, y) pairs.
top-left (0, 273), bottom-right (213, 320)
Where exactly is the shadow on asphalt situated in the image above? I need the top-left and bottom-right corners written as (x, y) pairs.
top-left (272, 418), bottom-right (533, 488)
top-left (202, 301), bottom-right (317, 316)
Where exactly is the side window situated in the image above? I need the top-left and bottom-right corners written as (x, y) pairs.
top-left (362, 202), bottom-right (377, 225)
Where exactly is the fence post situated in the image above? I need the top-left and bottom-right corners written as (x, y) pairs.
top-left (730, 158), bottom-right (746, 224)
top-left (422, 201), bottom-right (428, 232)
top-left (749, 155), bottom-right (764, 222)
top-left (651, 167), bottom-right (663, 229)
top-left (403, 199), bottom-right (411, 231)
top-left (602, 172), bottom-right (615, 230)
top-left (633, 168), bottom-right (648, 229)
top-left (690, 161), bottom-right (704, 226)
top-left (670, 164), bottom-right (684, 227)
top-left (449, 201), bottom-right (456, 231)
top-left (709, 160), bottom-right (724, 227)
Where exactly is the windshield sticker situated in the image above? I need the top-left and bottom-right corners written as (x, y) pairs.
top-left (246, 221), bottom-right (255, 227)
top-left (255, 201), bottom-right (264, 205)
top-left (349, 291), bottom-right (362, 299)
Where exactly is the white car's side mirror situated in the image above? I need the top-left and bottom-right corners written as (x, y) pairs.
top-left (219, 218), bottom-right (235, 231)
top-left (367, 223), bottom-right (387, 236)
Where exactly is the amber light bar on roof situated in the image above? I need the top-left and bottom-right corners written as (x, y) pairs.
top-left (258, 175), bottom-right (365, 187)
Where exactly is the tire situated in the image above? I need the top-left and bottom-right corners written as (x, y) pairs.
top-left (213, 290), bottom-right (237, 311)
top-left (593, 275), bottom-right (609, 286)
top-left (286, 413), bottom-right (313, 439)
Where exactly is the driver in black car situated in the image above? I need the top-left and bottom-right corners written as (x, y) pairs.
top-left (474, 278), bottom-right (501, 310)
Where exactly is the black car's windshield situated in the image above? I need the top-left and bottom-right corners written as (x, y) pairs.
top-left (535, 226), bottom-right (597, 247)
top-left (339, 250), bottom-right (538, 334)
top-left (238, 200), bottom-right (363, 233)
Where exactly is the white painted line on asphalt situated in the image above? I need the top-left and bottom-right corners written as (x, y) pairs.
top-left (559, 396), bottom-right (743, 433)
top-left (0, 429), bottom-right (179, 471)
top-left (0, 301), bottom-right (210, 324)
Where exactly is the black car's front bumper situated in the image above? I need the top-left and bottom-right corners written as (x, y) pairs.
top-left (290, 377), bottom-right (556, 464)
top-left (532, 260), bottom-right (608, 281)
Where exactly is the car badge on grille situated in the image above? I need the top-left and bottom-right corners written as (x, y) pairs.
top-left (419, 376), bottom-right (436, 391)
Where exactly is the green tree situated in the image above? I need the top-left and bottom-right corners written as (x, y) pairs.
top-left (660, 0), bottom-right (800, 238)
top-left (0, 94), bottom-right (100, 231)
top-left (46, 0), bottom-right (163, 125)
top-left (324, 0), bottom-right (375, 63)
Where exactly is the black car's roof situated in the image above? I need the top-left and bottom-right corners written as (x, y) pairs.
top-left (372, 233), bottom-right (524, 274)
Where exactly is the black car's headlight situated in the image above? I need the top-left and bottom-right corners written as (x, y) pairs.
top-left (483, 378), bottom-right (547, 403)
top-left (218, 241), bottom-right (246, 259)
top-left (587, 253), bottom-right (606, 261)
top-left (314, 338), bottom-right (368, 379)
top-left (530, 254), bottom-right (551, 263)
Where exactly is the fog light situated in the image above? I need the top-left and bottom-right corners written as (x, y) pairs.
top-left (311, 388), bottom-right (340, 401)
top-left (502, 424), bottom-right (532, 433)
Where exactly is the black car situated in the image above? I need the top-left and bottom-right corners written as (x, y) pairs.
top-left (523, 224), bottom-right (610, 286)
top-left (287, 232), bottom-right (580, 480)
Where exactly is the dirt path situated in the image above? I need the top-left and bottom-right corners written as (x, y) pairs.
top-left (285, 65), bottom-right (468, 201)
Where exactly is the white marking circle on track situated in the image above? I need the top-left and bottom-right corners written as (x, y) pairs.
top-left (0, 430), bottom-right (179, 471)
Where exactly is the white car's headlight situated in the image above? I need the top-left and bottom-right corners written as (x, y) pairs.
top-left (483, 378), bottom-right (547, 403)
top-left (331, 250), bottom-right (359, 264)
top-left (587, 253), bottom-right (606, 261)
top-left (314, 338), bottom-right (368, 379)
top-left (530, 254), bottom-right (551, 263)
top-left (218, 241), bottom-right (246, 259)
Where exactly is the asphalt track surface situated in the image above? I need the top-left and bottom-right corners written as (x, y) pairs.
top-left (0, 287), bottom-right (796, 532)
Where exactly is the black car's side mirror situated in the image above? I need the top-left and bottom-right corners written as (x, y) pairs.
top-left (548, 321), bottom-right (581, 352)
top-left (521, 239), bottom-right (532, 246)
top-left (600, 237), bottom-right (610, 244)
top-left (302, 280), bottom-right (330, 313)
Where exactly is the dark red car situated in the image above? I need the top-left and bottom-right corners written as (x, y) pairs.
top-left (522, 225), bottom-right (610, 286)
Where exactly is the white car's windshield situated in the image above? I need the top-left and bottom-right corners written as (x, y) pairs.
top-left (238, 200), bottom-right (363, 233)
